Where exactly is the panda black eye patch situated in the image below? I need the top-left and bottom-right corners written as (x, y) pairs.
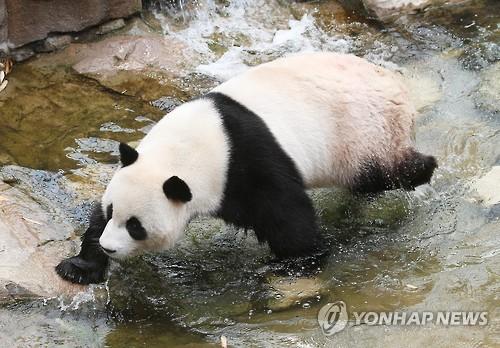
top-left (106, 204), bottom-right (113, 221)
top-left (126, 217), bottom-right (147, 240)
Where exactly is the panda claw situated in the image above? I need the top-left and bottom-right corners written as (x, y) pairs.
top-left (55, 256), bottom-right (107, 285)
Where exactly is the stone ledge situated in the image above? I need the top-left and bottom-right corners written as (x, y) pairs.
top-left (0, 182), bottom-right (86, 302)
top-left (1, 0), bottom-right (141, 60)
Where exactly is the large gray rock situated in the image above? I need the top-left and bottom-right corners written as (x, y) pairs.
top-left (0, 182), bottom-right (86, 302)
top-left (3, 0), bottom-right (141, 49)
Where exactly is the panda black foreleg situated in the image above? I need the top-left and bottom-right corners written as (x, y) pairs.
top-left (55, 203), bottom-right (109, 284)
top-left (255, 188), bottom-right (324, 259)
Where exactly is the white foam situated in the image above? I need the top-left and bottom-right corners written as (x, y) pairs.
top-left (197, 47), bottom-right (249, 81)
top-left (272, 15), bottom-right (316, 50)
top-left (156, 1), bottom-right (354, 81)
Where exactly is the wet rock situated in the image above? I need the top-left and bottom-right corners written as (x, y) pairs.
top-left (472, 166), bottom-right (500, 206)
top-left (35, 35), bottom-right (73, 53)
top-left (476, 62), bottom-right (500, 113)
top-left (9, 46), bottom-right (35, 62)
top-left (362, 0), bottom-right (462, 21)
top-left (363, 0), bottom-right (428, 20)
top-left (71, 35), bottom-right (198, 101)
top-left (0, 165), bottom-right (107, 225)
top-left (72, 35), bottom-right (191, 76)
top-left (0, 305), bottom-right (109, 347)
top-left (0, 181), bottom-right (86, 302)
top-left (150, 96), bottom-right (181, 112)
top-left (3, 0), bottom-right (141, 49)
top-left (0, 281), bottom-right (38, 302)
top-left (0, 0), bottom-right (7, 45)
top-left (97, 18), bottom-right (126, 35)
top-left (290, 0), bottom-right (355, 30)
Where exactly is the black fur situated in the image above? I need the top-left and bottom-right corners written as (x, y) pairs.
top-left (106, 204), bottom-right (113, 220)
top-left (126, 217), bottom-right (148, 240)
top-left (352, 150), bottom-right (438, 194)
top-left (163, 176), bottom-right (192, 203)
top-left (119, 142), bottom-right (138, 167)
top-left (55, 204), bottom-right (109, 284)
top-left (207, 92), bottom-right (323, 259)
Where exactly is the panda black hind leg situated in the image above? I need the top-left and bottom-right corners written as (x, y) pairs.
top-left (55, 203), bottom-right (109, 284)
top-left (352, 149), bottom-right (438, 194)
top-left (395, 149), bottom-right (438, 190)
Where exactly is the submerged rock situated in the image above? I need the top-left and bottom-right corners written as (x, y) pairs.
top-left (267, 277), bottom-right (322, 311)
top-left (0, 181), bottom-right (86, 302)
top-left (472, 166), bottom-right (500, 206)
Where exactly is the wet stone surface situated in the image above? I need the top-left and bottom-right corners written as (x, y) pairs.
top-left (0, 180), bottom-right (86, 301)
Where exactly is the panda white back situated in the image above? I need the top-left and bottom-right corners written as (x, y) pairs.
top-left (214, 52), bottom-right (416, 188)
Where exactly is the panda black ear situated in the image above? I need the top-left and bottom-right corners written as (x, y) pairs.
top-left (163, 176), bottom-right (192, 203)
top-left (119, 142), bottom-right (138, 167)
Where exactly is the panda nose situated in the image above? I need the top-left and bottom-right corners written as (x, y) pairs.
top-left (101, 246), bottom-right (116, 254)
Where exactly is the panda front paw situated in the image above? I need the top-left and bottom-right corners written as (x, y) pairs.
top-left (55, 256), bottom-right (107, 285)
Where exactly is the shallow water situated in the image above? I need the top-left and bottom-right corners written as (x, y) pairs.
top-left (1, 0), bottom-right (499, 347)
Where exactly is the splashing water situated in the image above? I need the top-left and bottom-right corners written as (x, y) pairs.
top-left (155, 0), bottom-right (353, 80)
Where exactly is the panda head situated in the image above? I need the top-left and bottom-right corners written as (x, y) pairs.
top-left (99, 143), bottom-right (193, 259)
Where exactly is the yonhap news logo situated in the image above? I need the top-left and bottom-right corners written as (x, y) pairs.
top-left (317, 300), bottom-right (488, 337)
top-left (317, 301), bottom-right (348, 336)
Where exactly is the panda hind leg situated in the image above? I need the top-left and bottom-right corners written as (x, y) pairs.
top-left (55, 203), bottom-right (109, 285)
top-left (352, 149), bottom-right (438, 194)
top-left (394, 149), bottom-right (438, 190)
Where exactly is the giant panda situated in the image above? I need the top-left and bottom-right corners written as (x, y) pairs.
top-left (56, 52), bottom-right (437, 284)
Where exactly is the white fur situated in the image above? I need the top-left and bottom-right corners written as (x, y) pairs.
top-left (100, 52), bottom-right (416, 258)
